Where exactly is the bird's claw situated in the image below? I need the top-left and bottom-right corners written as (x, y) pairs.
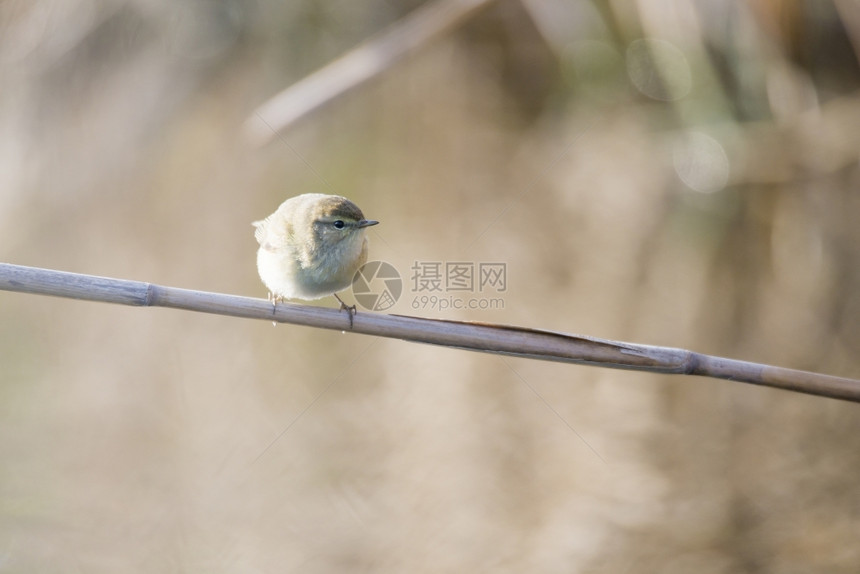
top-left (268, 292), bottom-right (281, 326)
top-left (333, 294), bottom-right (356, 329)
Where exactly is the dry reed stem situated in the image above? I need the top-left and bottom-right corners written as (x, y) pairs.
top-left (243, 0), bottom-right (499, 145)
top-left (2, 262), bottom-right (859, 403)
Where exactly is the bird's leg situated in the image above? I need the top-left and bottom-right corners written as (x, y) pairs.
top-left (333, 293), bottom-right (356, 328)
top-left (268, 292), bottom-right (281, 326)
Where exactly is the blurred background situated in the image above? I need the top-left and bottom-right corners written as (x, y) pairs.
top-left (2, 0), bottom-right (860, 571)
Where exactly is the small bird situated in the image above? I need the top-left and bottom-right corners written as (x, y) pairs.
top-left (253, 193), bottom-right (379, 325)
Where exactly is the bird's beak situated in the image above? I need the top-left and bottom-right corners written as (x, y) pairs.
top-left (357, 219), bottom-right (379, 228)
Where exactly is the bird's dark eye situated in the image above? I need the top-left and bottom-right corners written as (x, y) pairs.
top-left (333, 220), bottom-right (345, 229)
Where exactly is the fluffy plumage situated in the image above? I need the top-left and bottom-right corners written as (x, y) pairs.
top-left (253, 193), bottom-right (378, 301)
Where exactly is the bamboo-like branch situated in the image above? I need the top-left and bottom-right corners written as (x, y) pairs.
top-left (243, 0), bottom-right (499, 146)
top-left (2, 262), bottom-right (859, 403)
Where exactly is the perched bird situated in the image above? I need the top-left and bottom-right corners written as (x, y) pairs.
top-left (253, 193), bottom-right (378, 325)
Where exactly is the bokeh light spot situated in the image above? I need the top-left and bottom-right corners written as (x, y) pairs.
top-left (626, 38), bottom-right (692, 101)
top-left (673, 131), bottom-right (729, 193)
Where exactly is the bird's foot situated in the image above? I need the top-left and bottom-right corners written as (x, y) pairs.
top-left (268, 292), bottom-right (283, 326)
top-left (333, 293), bottom-right (356, 329)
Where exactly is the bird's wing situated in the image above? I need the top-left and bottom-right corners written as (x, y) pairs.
top-left (252, 219), bottom-right (267, 246)
top-left (252, 215), bottom-right (294, 252)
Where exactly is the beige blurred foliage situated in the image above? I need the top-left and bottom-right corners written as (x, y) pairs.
top-left (2, 0), bottom-right (860, 572)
